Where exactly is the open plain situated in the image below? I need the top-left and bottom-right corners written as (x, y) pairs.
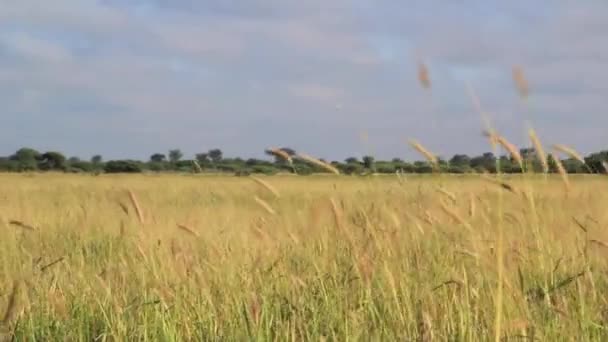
top-left (1, 173), bottom-right (607, 340)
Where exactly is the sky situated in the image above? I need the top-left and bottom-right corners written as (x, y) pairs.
top-left (1, 0), bottom-right (607, 161)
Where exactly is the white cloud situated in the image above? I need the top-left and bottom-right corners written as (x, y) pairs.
top-left (1, 0), bottom-right (607, 160)
top-left (0, 32), bottom-right (72, 62)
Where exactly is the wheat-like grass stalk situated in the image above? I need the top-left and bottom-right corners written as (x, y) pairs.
top-left (480, 174), bottom-right (519, 194)
top-left (267, 147), bottom-right (293, 164)
top-left (439, 199), bottom-right (472, 231)
top-left (254, 196), bottom-right (276, 215)
top-left (549, 153), bottom-right (571, 191)
top-left (251, 176), bottom-right (280, 198)
top-left (409, 140), bottom-right (438, 170)
top-left (483, 131), bottom-right (523, 170)
top-left (117, 202), bottom-right (129, 216)
top-left (127, 190), bottom-right (145, 224)
top-left (469, 193), bottom-right (476, 219)
top-left (296, 153), bottom-right (340, 175)
top-left (8, 220), bottom-right (37, 231)
top-left (329, 197), bottom-right (345, 232)
top-left (177, 224), bottom-right (200, 238)
top-left (528, 129), bottom-right (548, 173)
top-left (191, 160), bottom-right (202, 173)
top-left (418, 62), bottom-right (431, 89)
top-left (512, 65), bottom-right (529, 99)
top-left (552, 144), bottom-right (586, 165)
top-left (436, 187), bottom-right (456, 203)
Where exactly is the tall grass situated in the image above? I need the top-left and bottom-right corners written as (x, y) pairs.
top-left (0, 173), bottom-right (607, 340)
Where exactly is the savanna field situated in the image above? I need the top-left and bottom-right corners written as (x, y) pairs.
top-left (1, 173), bottom-right (608, 341)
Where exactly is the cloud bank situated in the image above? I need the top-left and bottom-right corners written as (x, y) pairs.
top-left (1, 0), bottom-right (606, 160)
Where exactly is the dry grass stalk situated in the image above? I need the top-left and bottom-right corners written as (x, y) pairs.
top-left (483, 131), bottom-right (523, 169)
top-left (8, 220), bottom-right (37, 231)
top-left (2, 281), bottom-right (24, 326)
top-left (254, 196), bottom-right (276, 215)
top-left (128, 190), bottom-right (145, 224)
top-left (329, 197), bottom-right (343, 230)
top-left (436, 187), bottom-right (456, 203)
top-left (191, 160), bottom-right (203, 173)
top-left (117, 202), bottom-right (129, 216)
top-left (287, 230), bottom-right (300, 245)
top-left (552, 144), bottom-right (586, 165)
top-left (528, 129), bottom-right (548, 173)
top-left (47, 288), bottom-right (68, 319)
top-left (296, 153), bottom-right (340, 175)
top-left (480, 175), bottom-right (519, 194)
top-left (177, 224), bottom-right (200, 238)
top-left (589, 239), bottom-right (608, 249)
top-left (550, 153), bottom-right (571, 191)
top-left (251, 176), bottom-right (280, 198)
top-left (357, 253), bottom-right (375, 283)
top-left (512, 65), bottom-right (529, 99)
top-left (439, 200), bottom-right (472, 231)
top-left (267, 147), bottom-right (293, 164)
top-left (418, 62), bottom-right (431, 89)
top-left (469, 193), bottom-right (476, 219)
top-left (249, 293), bottom-right (262, 326)
top-left (409, 140), bottom-right (438, 169)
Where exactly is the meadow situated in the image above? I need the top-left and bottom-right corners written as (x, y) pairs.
top-left (1, 172), bottom-right (608, 341)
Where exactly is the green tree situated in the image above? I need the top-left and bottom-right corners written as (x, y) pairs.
top-left (344, 157), bottom-right (360, 164)
top-left (362, 155), bottom-right (375, 171)
top-left (584, 151), bottom-right (608, 173)
top-left (413, 161), bottom-right (433, 173)
top-left (91, 155), bottom-right (103, 164)
top-left (208, 149), bottom-right (223, 163)
top-left (168, 149), bottom-right (183, 163)
top-left (39, 152), bottom-right (67, 171)
top-left (70, 160), bottom-right (93, 172)
top-left (341, 162), bottom-right (363, 175)
top-left (195, 153), bottom-right (209, 165)
top-left (11, 147), bottom-right (41, 171)
top-left (150, 153), bottom-right (167, 163)
top-left (470, 152), bottom-right (496, 173)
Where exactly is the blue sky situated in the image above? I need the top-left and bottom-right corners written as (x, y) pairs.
top-left (1, 0), bottom-right (607, 161)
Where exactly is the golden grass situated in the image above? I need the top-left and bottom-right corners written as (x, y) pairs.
top-left (266, 147), bottom-right (293, 164)
top-left (295, 153), bottom-right (340, 174)
top-left (0, 173), bottom-right (607, 340)
top-left (528, 129), bottom-right (548, 173)
top-left (408, 140), bottom-right (438, 169)
top-left (482, 130), bottom-right (523, 169)
top-left (552, 144), bottom-right (586, 166)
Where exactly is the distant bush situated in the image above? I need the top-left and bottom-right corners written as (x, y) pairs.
top-left (235, 169), bottom-right (252, 176)
top-left (104, 160), bottom-right (143, 173)
top-left (252, 165), bottom-right (277, 175)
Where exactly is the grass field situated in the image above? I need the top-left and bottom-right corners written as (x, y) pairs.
top-left (1, 173), bottom-right (608, 341)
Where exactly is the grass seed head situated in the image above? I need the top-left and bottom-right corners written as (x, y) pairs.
top-left (251, 176), bottom-right (280, 198)
top-left (409, 140), bottom-right (438, 170)
top-left (528, 129), bottom-right (548, 173)
top-left (512, 65), bottom-right (529, 99)
top-left (296, 153), bottom-right (340, 175)
top-left (418, 62), bottom-right (431, 89)
top-left (552, 144), bottom-right (586, 165)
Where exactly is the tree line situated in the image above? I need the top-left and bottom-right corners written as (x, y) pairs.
top-left (1, 146), bottom-right (607, 175)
